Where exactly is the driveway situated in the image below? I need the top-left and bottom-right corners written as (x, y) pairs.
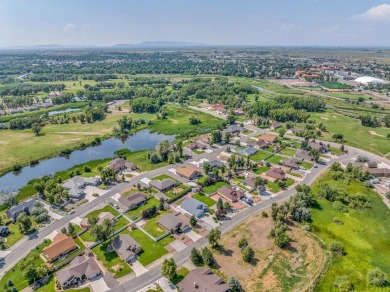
top-left (41, 202), bottom-right (63, 220)
top-left (90, 276), bottom-right (110, 292)
top-left (131, 260), bottom-right (149, 276)
top-left (168, 239), bottom-right (187, 252)
top-left (85, 186), bottom-right (108, 202)
top-left (70, 216), bottom-right (83, 226)
top-left (45, 230), bottom-right (58, 241)
top-left (185, 230), bottom-right (202, 242)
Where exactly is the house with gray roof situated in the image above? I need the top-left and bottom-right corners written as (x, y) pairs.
top-left (62, 176), bottom-right (100, 199)
top-left (108, 234), bottom-right (142, 262)
top-left (56, 255), bottom-right (101, 289)
top-left (7, 199), bottom-right (37, 219)
top-left (118, 192), bottom-right (147, 211)
top-left (180, 198), bottom-right (207, 218)
top-left (158, 213), bottom-right (189, 233)
top-left (235, 146), bottom-right (257, 157)
top-left (109, 158), bottom-right (137, 173)
top-left (200, 159), bottom-right (225, 170)
top-left (149, 178), bottom-right (177, 192)
top-left (177, 267), bottom-right (229, 292)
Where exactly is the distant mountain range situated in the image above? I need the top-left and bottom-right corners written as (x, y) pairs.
top-left (2, 41), bottom-right (211, 50)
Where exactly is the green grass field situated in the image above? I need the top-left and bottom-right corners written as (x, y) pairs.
top-left (310, 111), bottom-right (390, 156)
top-left (266, 154), bottom-right (284, 165)
top-left (324, 91), bottom-right (374, 100)
top-left (142, 210), bottom-right (172, 238)
top-left (191, 193), bottom-right (216, 207)
top-left (127, 197), bottom-right (160, 219)
top-left (279, 147), bottom-right (298, 157)
top-left (319, 82), bottom-right (352, 89)
top-left (250, 150), bottom-right (272, 162)
top-left (253, 165), bottom-right (270, 175)
top-left (310, 171), bottom-right (390, 291)
top-left (0, 239), bottom-right (51, 291)
top-left (85, 205), bottom-right (119, 219)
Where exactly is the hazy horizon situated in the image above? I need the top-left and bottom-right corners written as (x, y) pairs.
top-left (1, 0), bottom-right (390, 47)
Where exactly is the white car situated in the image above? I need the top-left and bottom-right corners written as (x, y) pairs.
top-left (68, 210), bottom-right (75, 215)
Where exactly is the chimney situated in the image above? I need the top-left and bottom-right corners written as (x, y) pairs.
top-left (193, 282), bottom-right (199, 289)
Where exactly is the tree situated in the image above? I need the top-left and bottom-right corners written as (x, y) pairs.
top-left (224, 131), bottom-right (231, 144)
top-left (17, 213), bottom-right (32, 234)
top-left (238, 238), bottom-right (248, 250)
top-left (207, 228), bottom-right (221, 248)
top-left (203, 162), bottom-right (211, 175)
top-left (242, 246), bottom-right (255, 263)
top-left (31, 123), bottom-right (42, 136)
top-left (190, 247), bottom-right (203, 266)
top-left (216, 198), bottom-right (224, 210)
top-left (223, 201), bottom-right (231, 211)
top-left (310, 149), bottom-right (320, 162)
top-left (88, 216), bottom-right (99, 227)
top-left (159, 198), bottom-right (165, 211)
top-left (67, 222), bottom-right (75, 235)
top-left (161, 258), bottom-right (177, 280)
top-left (90, 218), bottom-right (114, 242)
top-left (228, 276), bottom-right (243, 292)
top-left (332, 133), bottom-right (344, 142)
top-left (367, 268), bottom-right (387, 287)
top-left (190, 215), bottom-right (197, 227)
top-left (334, 275), bottom-right (354, 292)
top-left (201, 247), bottom-right (215, 267)
top-left (24, 265), bottom-right (39, 283)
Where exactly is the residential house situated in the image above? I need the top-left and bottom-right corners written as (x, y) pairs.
top-left (8, 108), bottom-right (23, 114)
top-left (7, 199), bottom-right (37, 219)
top-left (242, 175), bottom-right (256, 191)
top-left (109, 158), bottom-right (137, 173)
top-left (271, 122), bottom-right (283, 129)
top-left (157, 213), bottom-right (189, 234)
top-left (62, 176), bottom-right (100, 199)
top-left (187, 141), bottom-right (207, 151)
top-left (365, 161), bottom-right (378, 168)
top-left (180, 197), bottom-right (207, 218)
top-left (283, 158), bottom-right (300, 171)
top-left (258, 133), bottom-right (277, 143)
top-left (49, 91), bottom-right (62, 97)
top-left (225, 124), bottom-right (245, 135)
top-left (149, 178), bottom-right (177, 192)
top-left (212, 103), bottom-right (224, 111)
top-left (295, 150), bottom-right (312, 162)
top-left (118, 192), bottom-right (147, 212)
top-left (0, 226), bottom-right (9, 236)
top-left (235, 146), bottom-right (257, 157)
top-left (256, 140), bottom-right (269, 150)
top-left (108, 234), bottom-right (142, 262)
top-left (366, 168), bottom-right (390, 178)
top-left (176, 166), bottom-right (202, 180)
top-left (80, 211), bottom-right (116, 230)
top-left (217, 186), bottom-right (244, 203)
top-left (24, 105), bottom-right (39, 112)
top-left (308, 141), bottom-right (328, 153)
top-left (234, 108), bottom-right (245, 116)
top-left (200, 159), bottom-right (225, 170)
top-left (42, 233), bottom-right (78, 263)
top-left (56, 255), bottom-right (101, 289)
top-left (177, 267), bottom-right (230, 292)
top-left (198, 134), bottom-right (210, 145)
top-left (262, 168), bottom-right (286, 182)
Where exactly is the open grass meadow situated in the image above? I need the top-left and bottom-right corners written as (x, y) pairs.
top-left (310, 171), bottom-right (390, 291)
top-left (310, 111), bottom-right (390, 156)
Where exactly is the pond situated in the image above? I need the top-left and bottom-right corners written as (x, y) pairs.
top-left (0, 129), bottom-right (175, 192)
top-left (46, 108), bottom-right (81, 116)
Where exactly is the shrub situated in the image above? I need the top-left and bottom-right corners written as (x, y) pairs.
top-left (367, 268), bottom-right (387, 287)
top-left (332, 201), bottom-right (348, 213)
top-left (329, 241), bottom-right (345, 255)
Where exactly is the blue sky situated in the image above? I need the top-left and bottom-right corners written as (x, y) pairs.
top-left (0, 0), bottom-right (390, 47)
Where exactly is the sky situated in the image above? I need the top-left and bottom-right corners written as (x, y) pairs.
top-left (0, 0), bottom-right (390, 47)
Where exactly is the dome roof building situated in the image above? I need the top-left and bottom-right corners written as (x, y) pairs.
top-left (354, 76), bottom-right (386, 85)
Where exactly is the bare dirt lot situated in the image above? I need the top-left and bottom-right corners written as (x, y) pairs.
top-left (213, 212), bottom-right (328, 292)
top-left (272, 79), bottom-right (311, 86)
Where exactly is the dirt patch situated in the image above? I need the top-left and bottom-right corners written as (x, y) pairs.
top-left (272, 79), bottom-right (311, 86)
top-left (112, 264), bottom-right (124, 272)
top-left (213, 212), bottom-right (327, 292)
top-left (369, 131), bottom-right (385, 137)
top-left (320, 117), bottom-right (329, 120)
top-left (0, 141), bottom-right (8, 145)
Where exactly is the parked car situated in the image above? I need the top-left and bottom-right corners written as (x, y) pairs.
top-left (241, 197), bottom-right (253, 206)
top-left (68, 209), bottom-right (75, 215)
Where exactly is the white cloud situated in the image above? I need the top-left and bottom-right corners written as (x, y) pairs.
top-left (351, 4), bottom-right (390, 21)
top-left (63, 23), bottom-right (76, 31)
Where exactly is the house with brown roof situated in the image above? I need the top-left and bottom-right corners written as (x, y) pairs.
top-left (107, 234), bottom-right (142, 262)
top-left (149, 178), bottom-right (178, 192)
top-left (187, 141), bottom-right (208, 151)
top-left (242, 174), bottom-right (257, 191)
top-left (308, 141), bottom-right (328, 153)
top-left (262, 168), bottom-right (286, 182)
top-left (56, 255), bottom-right (101, 289)
top-left (271, 122), bottom-right (283, 129)
top-left (295, 149), bottom-right (312, 162)
top-left (176, 166), bottom-right (202, 180)
top-left (109, 158), bottom-right (137, 173)
top-left (42, 233), bottom-right (78, 263)
top-left (258, 133), bottom-right (277, 143)
top-left (157, 213), bottom-right (189, 234)
top-left (118, 192), bottom-right (147, 212)
top-left (177, 267), bottom-right (229, 292)
top-left (256, 139), bottom-right (269, 149)
top-left (217, 186), bottom-right (244, 203)
top-left (283, 158), bottom-right (300, 171)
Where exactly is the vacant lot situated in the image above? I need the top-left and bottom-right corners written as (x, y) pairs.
top-left (310, 171), bottom-right (390, 291)
top-left (213, 212), bottom-right (327, 292)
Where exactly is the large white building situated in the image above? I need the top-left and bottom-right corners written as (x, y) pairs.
top-left (354, 76), bottom-right (386, 85)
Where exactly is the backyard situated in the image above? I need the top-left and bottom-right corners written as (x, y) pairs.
top-left (191, 193), bottom-right (216, 207)
top-left (202, 181), bottom-right (230, 195)
top-left (127, 197), bottom-right (160, 219)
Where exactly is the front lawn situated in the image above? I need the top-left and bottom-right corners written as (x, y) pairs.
top-left (250, 150), bottom-right (272, 162)
top-left (0, 239), bottom-right (52, 291)
top-left (285, 178), bottom-right (295, 187)
top-left (171, 267), bottom-right (190, 285)
top-left (152, 174), bottom-right (178, 181)
top-left (85, 205), bottom-right (119, 220)
top-left (92, 240), bottom-right (132, 278)
top-left (127, 197), bottom-right (160, 219)
top-left (253, 165), bottom-right (270, 175)
top-left (266, 181), bottom-right (280, 193)
top-left (192, 193), bottom-right (216, 207)
top-left (266, 155), bottom-right (284, 165)
top-left (279, 147), bottom-right (297, 157)
top-left (329, 147), bottom-right (343, 155)
top-left (124, 229), bottom-right (175, 266)
top-left (301, 161), bottom-right (313, 170)
top-left (202, 181), bottom-right (230, 195)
